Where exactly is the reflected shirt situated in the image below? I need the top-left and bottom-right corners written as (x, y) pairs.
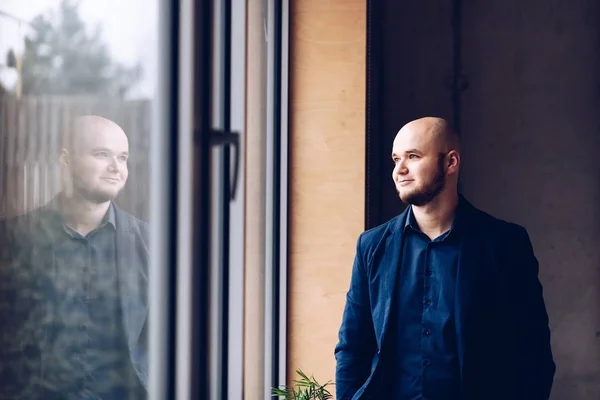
top-left (46, 202), bottom-right (142, 399)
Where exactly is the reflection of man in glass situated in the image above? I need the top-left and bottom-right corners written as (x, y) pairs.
top-left (0, 116), bottom-right (148, 399)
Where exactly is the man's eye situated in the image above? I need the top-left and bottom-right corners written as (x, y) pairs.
top-left (118, 156), bottom-right (128, 162)
top-left (96, 152), bottom-right (108, 157)
top-left (409, 154), bottom-right (419, 159)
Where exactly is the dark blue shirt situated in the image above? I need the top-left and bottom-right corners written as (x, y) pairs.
top-left (47, 202), bottom-right (143, 399)
top-left (386, 203), bottom-right (462, 400)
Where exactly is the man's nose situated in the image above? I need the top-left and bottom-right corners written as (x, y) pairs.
top-left (394, 161), bottom-right (408, 175)
top-left (107, 157), bottom-right (119, 172)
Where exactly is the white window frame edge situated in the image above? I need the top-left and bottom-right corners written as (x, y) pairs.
top-left (228, 0), bottom-right (247, 398)
top-left (175, 0), bottom-right (195, 398)
top-left (210, 0), bottom-right (226, 397)
top-left (278, 0), bottom-right (289, 389)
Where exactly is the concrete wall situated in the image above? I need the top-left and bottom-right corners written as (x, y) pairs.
top-left (373, 1), bottom-right (600, 398)
top-left (461, 2), bottom-right (600, 398)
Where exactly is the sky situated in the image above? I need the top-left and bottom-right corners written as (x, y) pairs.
top-left (0, 0), bottom-right (158, 98)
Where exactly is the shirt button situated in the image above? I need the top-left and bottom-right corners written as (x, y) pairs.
top-left (426, 269), bottom-right (432, 276)
top-left (424, 298), bottom-right (431, 306)
top-left (424, 329), bottom-right (431, 336)
top-left (423, 359), bottom-right (430, 367)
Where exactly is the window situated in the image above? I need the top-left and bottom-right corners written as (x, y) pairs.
top-left (0, 0), bottom-right (158, 398)
top-left (0, 0), bottom-right (289, 398)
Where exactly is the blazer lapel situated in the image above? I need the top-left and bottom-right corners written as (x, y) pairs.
top-left (376, 210), bottom-right (408, 349)
top-left (114, 207), bottom-right (149, 353)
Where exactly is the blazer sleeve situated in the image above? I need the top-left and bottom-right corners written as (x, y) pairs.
top-left (0, 217), bottom-right (41, 398)
top-left (334, 233), bottom-right (377, 400)
top-left (513, 226), bottom-right (556, 399)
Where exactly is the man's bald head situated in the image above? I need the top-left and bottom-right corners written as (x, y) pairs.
top-left (63, 115), bottom-right (127, 153)
top-left (398, 117), bottom-right (460, 153)
top-left (391, 117), bottom-right (461, 206)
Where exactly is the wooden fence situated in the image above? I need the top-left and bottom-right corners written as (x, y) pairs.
top-left (0, 95), bottom-right (152, 221)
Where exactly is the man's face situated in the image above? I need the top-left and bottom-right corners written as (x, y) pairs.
top-left (391, 126), bottom-right (447, 206)
top-left (65, 120), bottom-right (129, 204)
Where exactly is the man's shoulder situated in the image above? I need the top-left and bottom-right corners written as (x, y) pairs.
top-left (122, 211), bottom-right (149, 230)
top-left (360, 215), bottom-right (401, 242)
top-left (356, 214), bottom-right (405, 255)
top-left (353, 200), bottom-right (530, 251)
top-left (0, 207), bottom-right (57, 268)
top-left (467, 203), bottom-right (529, 243)
top-left (113, 206), bottom-right (149, 244)
top-left (0, 206), bottom-right (55, 236)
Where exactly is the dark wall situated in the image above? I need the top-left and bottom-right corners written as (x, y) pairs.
top-left (366, 0), bottom-right (457, 226)
top-left (366, 1), bottom-right (600, 398)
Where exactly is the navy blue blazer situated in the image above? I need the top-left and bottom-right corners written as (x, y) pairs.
top-left (335, 198), bottom-right (555, 400)
top-left (0, 201), bottom-right (149, 398)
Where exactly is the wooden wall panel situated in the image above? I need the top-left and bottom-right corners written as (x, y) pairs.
top-left (288, 0), bottom-right (366, 390)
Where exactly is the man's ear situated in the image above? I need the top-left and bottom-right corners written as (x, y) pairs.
top-left (447, 150), bottom-right (460, 170)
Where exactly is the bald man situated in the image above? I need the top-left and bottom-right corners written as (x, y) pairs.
top-left (335, 117), bottom-right (555, 400)
top-left (0, 116), bottom-right (148, 399)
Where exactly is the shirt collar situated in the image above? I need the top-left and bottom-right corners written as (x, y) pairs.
top-left (403, 197), bottom-right (464, 235)
top-left (48, 196), bottom-right (117, 234)
top-left (104, 201), bottom-right (117, 228)
top-left (404, 205), bottom-right (419, 232)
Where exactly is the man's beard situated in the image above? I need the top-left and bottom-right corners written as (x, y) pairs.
top-left (73, 180), bottom-right (121, 204)
top-left (399, 154), bottom-right (446, 207)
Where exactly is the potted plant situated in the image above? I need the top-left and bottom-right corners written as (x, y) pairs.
top-left (271, 369), bottom-right (334, 400)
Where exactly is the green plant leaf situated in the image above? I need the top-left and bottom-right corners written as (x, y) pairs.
top-left (270, 369), bottom-right (335, 400)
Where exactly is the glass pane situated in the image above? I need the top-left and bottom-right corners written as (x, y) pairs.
top-left (0, 0), bottom-right (157, 398)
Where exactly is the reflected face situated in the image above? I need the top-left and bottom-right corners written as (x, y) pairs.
top-left (391, 126), bottom-right (447, 206)
top-left (65, 118), bottom-right (129, 203)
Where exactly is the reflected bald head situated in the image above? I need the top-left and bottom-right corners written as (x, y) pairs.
top-left (63, 115), bottom-right (127, 153)
top-left (60, 115), bottom-right (130, 203)
top-left (398, 117), bottom-right (460, 153)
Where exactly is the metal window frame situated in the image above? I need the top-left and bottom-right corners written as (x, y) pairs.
top-left (149, 0), bottom-right (213, 399)
top-left (264, 0), bottom-right (289, 395)
top-left (149, 0), bottom-right (289, 398)
top-left (210, 0), bottom-right (249, 398)
top-left (194, 0), bottom-right (214, 398)
top-left (148, 0), bottom-right (179, 398)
